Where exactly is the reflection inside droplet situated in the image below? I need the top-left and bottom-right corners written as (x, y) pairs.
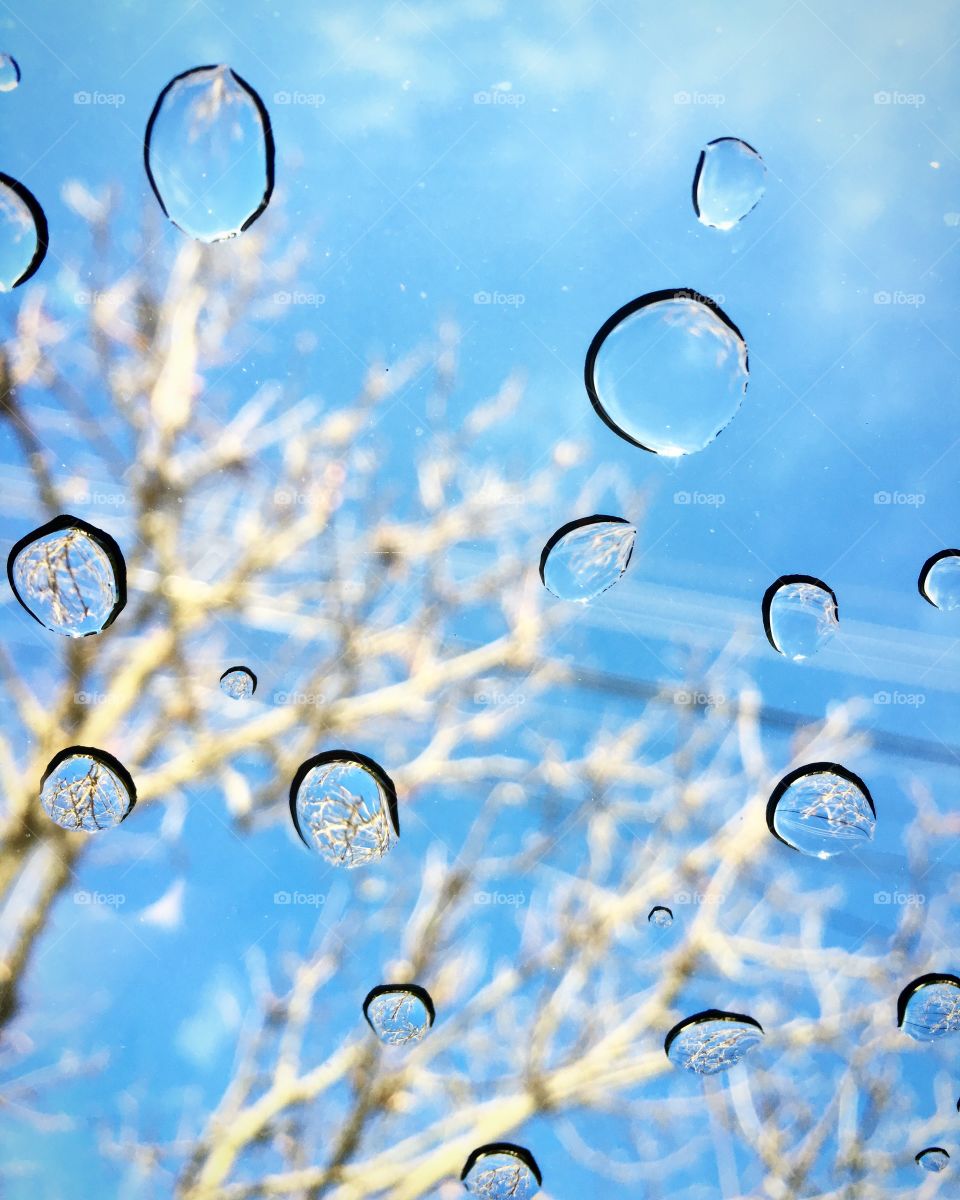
top-left (0, 172), bottom-right (47, 290)
top-left (290, 750), bottom-right (399, 867)
top-left (763, 575), bottom-right (838, 660)
top-left (0, 54), bottom-right (20, 92)
top-left (665, 1009), bottom-right (763, 1075)
top-left (363, 984), bottom-right (434, 1045)
top-left (648, 905), bottom-right (674, 928)
top-left (693, 137), bottom-right (767, 230)
top-left (220, 666), bottom-right (257, 700)
top-left (39, 747), bottom-right (136, 832)
top-left (898, 974), bottom-right (960, 1042)
top-left (539, 515), bottom-right (635, 602)
top-left (916, 1148), bottom-right (950, 1173)
top-left (461, 1144), bottom-right (542, 1200)
top-left (919, 550), bottom-right (960, 610)
top-left (767, 763), bottom-right (875, 858)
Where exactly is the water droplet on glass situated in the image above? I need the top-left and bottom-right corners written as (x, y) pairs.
top-left (766, 763), bottom-right (875, 858)
top-left (585, 289), bottom-right (749, 456)
top-left (916, 1148), bottom-right (950, 1173)
top-left (7, 515), bottom-right (126, 636)
top-left (39, 747), bottom-right (136, 832)
top-left (898, 974), bottom-right (960, 1042)
top-left (363, 984), bottom-right (434, 1045)
top-left (0, 54), bottom-right (20, 92)
top-left (693, 137), bottom-right (767, 230)
top-left (220, 665), bottom-right (256, 700)
top-left (665, 1009), bottom-right (763, 1075)
top-left (539, 515), bottom-right (635, 602)
top-left (919, 550), bottom-right (960, 610)
top-left (648, 905), bottom-right (674, 927)
top-left (762, 575), bottom-right (839, 660)
top-left (0, 172), bottom-right (47, 290)
top-left (461, 1144), bottom-right (542, 1200)
top-left (289, 750), bottom-right (399, 867)
top-left (144, 65), bottom-right (275, 242)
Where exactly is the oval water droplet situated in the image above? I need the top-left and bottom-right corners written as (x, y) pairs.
top-left (762, 575), bottom-right (839, 660)
top-left (39, 747), bottom-right (136, 832)
top-left (7, 514), bottom-right (126, 636)
top-left (220, 665), bottom-right (256, 700)
top-left (919, 550), bottom-right (960, 610)
top-left (289, 750), bottom-right (399, 867)
top-left (461, 1144), bottom-right (542, 1200)
top-left (916, 1148), bottom-right (950, 1173)
top-left (363, 984), bottom-right (434, 1045)
top-left (665, 1009), bottom-right (763, 1075)
top-left (767, 763), bottom-right (875, 858)
top-left (0, 54), bottom-right (20, 92)
top-left (585, 289), bottom-right (749, 456)
top-left (693, 137), bottom-right (767, 230)
top-left (0, 172), bottom-right (48, 290)
top-left (539, 515), bottom-right (635, 602)
top-left (898, 974), bottom-right (960, 1042)
top-left (648, 905), bottom-right (674, 928)
top-left (144, 65), bottom-right (275, 242)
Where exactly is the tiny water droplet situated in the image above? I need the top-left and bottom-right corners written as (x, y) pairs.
top-left (0, 172), bottom-right (47, 290)
top-left (916, 1148), bottom-right (950, 1173)
top-left (585, 289), bottom-right (749, 455)
top-left (7, 515), bottom-right (126, 636)
top-left (362, 984), bottom-right (434, 1045)
top-left (144, 65), bottom-right (275, 242)
top-left (39, 747), bottom-right (136, 832)
top-left (461, 1144), bottom-right (542, 1200)
top-left (665, 1009), bottom-right (763, 1075)
top-left (898, 974), bottom-right (960, 1042)
top-left (919, 550), bottom-right (960, 610)
top-left (693, 137), bottom-right (766, 230)
top-left (0, 54), bottom-right (20, 92)
top-left (648, 905), bottom-right (673, 927)
top-left (762, 575), bottom-right (838, 660)
top-left (539, 515), bottom-right (635, 602)
top-left (767, 763), bottom-right (875, 858)
top-left (220, 665), bottom-right (257, 700)
top-left (289, 750), bottom-right (399, 867)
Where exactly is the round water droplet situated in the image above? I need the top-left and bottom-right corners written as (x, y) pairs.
top-left (0, 54), bottom-right (20, 92)
top-left (7, 515), bottom-right (126, 637)
top-left (539, 515), bottom-right (635, 602)
top-left (762, 575), bottom-right (839, 660)
top-left (766, 763), bottom-right (875, 858)
top-left (693, 137), bottom-right (767, 230)
top-left (461, 1144), bottom-right (542, 1200)
top-left (585, 289), bottom-right (749, 456)
top-left (39, 747), bottom-right (136, 832)
top-left (220, 665), bottom-right (256, 700)
top-left (898, 974), bottom-right (960, 1042)
top-left (144, 65), bottom-right (275, 242)
top-left (648, 905), bottom-right (674, 928)
top-left (289, 750), bottom-right (399, 867)
top-left (916, 1147), bottom-right (950, 1173)
top-left (665, 1009), bottom-right (763, 1075)
top-left (362, 984), bottom-right (434, 1045)
top-left (919, 550), bottom-right (960, 610)
top-left (0, 172), bottom-right (47, 290)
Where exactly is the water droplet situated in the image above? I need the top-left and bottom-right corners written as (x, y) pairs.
top-left (766, 763), bottom-right (875, 858)
top-left (693, 137), bottom-right (767, 230)
top-left (585, 289), bottom-right (749, 455)
top-left (39, 747), bottom-right (136, 832)
top-left (7, 515), bottom-right (126, 636)
top-left (362, 984), bottom-right (434, 1045)
top-left (919, 550), bottom-right (960, 610)
top-left (762, 575), bottom-right (839, 660)
top-left (461, 1144), bottom-right (542, 1200)
top-left (0, 54), bottom-right (20, 92)
top-left (648, 905), bottom-right (674, 927)
top-left (289, 750), bottom-right (399, 867)
top-left (916, 1148), bottom-right (950, 1173)
top-left (539, 515), bottom-right (635, 602)
top-left (144, 65), bottom-right (275, 242)
top-left (898, 974), bottom-right (960, 1042)
top-left (220, 665), bottom-right (257, 700)
top-left (0, 172), bottom-right (48, 290)
top-left (665, 1009), bottom-right (763, 1075)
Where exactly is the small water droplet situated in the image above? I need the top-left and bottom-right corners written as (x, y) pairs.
top-left (39, 747), bottom-right (136, 832)
top-left (916, 1148), bottom-right (950, 1173)
top-left (0, 54), bottom-right (20, 92)
top-left (144, 65), bottom-right (275, 242)
top-left (0, 172), bottom-right (47, 290)
top-left (693, 137), bottom-right (767, 230)
top-left (665, 1009), bottom-right (763, 1075)
top-left (648, 905), bottom-right (673, 927)
top-left (7, 515), bottom-right (126, 636)
top-left (919, 550), bottom-right (960, 610)
top-left (362, 984), bottom-right (434, 1045)
top-left (539, 515), bottom-right (635, 602)
top-left (289, 750), bottom-right (399, 867)
top-left (767, 763), bottom-right (875, 858)
top-left (585, 289), bottom-right (749, 455)
top-left (762, 575), bottom-right (839, 660)
top-left (898, 974), bottom-right (960, 1042)
top-left (220, 665), bottom-right (257, 700)
top-left (461, 1144), bottom-right (542, 1200)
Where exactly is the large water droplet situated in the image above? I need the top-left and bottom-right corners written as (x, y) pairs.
top-left (648, 905), bottom-right (674, 928)
top-left (665, 1009), bottom-right (763, 1075)
top-left (7, 515), bottom-right (126, 636)
top-left (916, 1148), bottom-right (950, 1173)
top-left (0, 172), bottom-right (48, 290)
top-left (766, 763), bottom-right (875, 858)
top-left (539, 515), bottom-right (635, 602)
top-left (144, 65), bottom-right (275, 242)
top-left (693, 137), bottom-right (767, 230)
top-left (919, 550), bottom-right (960, 610)
top-left (39, 747), bottom-right (136, 832)
top-left (289, 750), bottom-right (399, 867)
top-left (898, 974), bottom-right (960, 1042)
top-left (461, 1144), bottom-right (542, 1200)
top-left (220, 665), bottom-right (257, 700)
top-left (762, 575), bottom-right (839, 660)
top-left (363, 984), bottom-right (434, 1045)
top-left (0, 54), bottom-right (20, 92)
top-left (585, 289), bottom-right (749, 456)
